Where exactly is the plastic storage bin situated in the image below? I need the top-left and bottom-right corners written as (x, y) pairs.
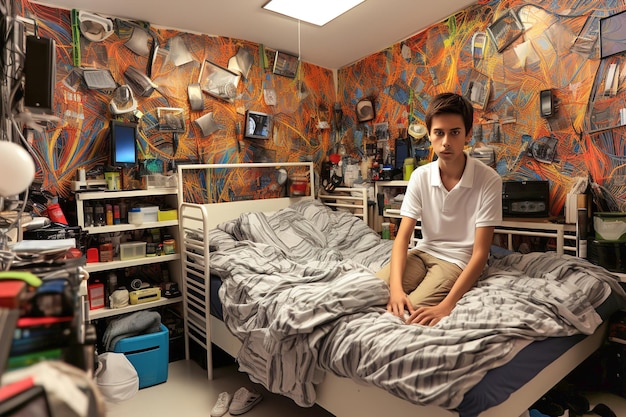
top-left (119, 242), bottom-right (146, 260)
top-left (113, 324), bottom-right (169, 388)
top-left (138, 206), bottom-right (159, 223)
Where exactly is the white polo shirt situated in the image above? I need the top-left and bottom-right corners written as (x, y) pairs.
top-left (400, 153), bottom-right (502, 269)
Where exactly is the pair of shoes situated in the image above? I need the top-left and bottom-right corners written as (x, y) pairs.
top-left (229, 387), bottom-right (263, 415)
top-left (210, 391), bottom-right (232, 417)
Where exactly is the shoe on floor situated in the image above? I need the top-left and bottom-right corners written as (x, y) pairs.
top-left (228, 387), bottom-right (263, 415)
top-left (210, 391), bottom-right (232, 417)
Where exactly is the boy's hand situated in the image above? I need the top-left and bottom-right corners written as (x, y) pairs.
top-left (387, 289), bottom-right (414, 318)
top-left (406, 303), bottom-right (453, 326)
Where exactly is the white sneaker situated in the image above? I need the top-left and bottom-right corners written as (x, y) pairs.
top-left (210, 391), bottom-right (232, 417)
top-left (228, 387), bottom-right (263, 415)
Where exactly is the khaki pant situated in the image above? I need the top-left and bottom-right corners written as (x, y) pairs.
top-left (376, 249), bottom-right (462, 307)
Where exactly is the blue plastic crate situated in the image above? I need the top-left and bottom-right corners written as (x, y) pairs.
top-left (113, 324), bottom-right (169, 388)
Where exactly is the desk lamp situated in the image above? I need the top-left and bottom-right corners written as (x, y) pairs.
top-left (0, 141), bottom-right (36, 254)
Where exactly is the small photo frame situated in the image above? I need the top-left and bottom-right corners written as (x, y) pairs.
top-left (273, 51), bottom-right (299, 78)
top-left (198, 60), bottom-right (241, 102)
top-left (487, 9), bottom-right (524, 53)
top-left (157, 107), bottom-right (186, 133)
top-left (464, 69), bottom-right (491, 110)
top-left (355, 98), bottom-right (376, 123)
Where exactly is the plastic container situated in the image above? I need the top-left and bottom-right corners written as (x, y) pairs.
top-left (162, 239), bottom-right (175, 255)
top-left (145, 174), bottom-right (177, 189)
top-left (157, 209), bottom-right (177, 221)
top-left (381, 222), bottom-right (391, 239)
top-left (139, 206), bottom-right (159, 223)
top-left (113, 324), bottom-right (169, 388)
top-left (46, 203), bottom-right (68, 225)
top-left (88, 281), bottom-right (105, 310)
top-left (120, 241), bottom-right (147, 260)
top-left (594, 212), bottom-right (626, 241)
top-left (128, 208), bottom-right (143, 225)
top-left (403, 158), bottom-right (415, 181)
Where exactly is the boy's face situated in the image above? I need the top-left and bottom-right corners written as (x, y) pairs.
top-left (429, 113), bottom-right (471, 162)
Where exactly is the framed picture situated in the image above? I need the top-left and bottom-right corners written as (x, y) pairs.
top-left (600, 9), bottom-right (626, 59)
top-left (273, 50), bottom-right (299, 78)
top-left (355, 98), bottom-right (375, 123)
top-left (198, 60), bottom-right (240, 102)
top-left (487, 9), bottom-right (524, 53)
top-left (244, 110), bottom-right (272, 139)
top-left (464, 69), bottom-right (491, 110)
top-left (157, 107), bottom-right (186, 133)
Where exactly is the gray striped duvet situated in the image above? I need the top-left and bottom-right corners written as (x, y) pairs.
top-left (207, 199), bottom-right (625, 411)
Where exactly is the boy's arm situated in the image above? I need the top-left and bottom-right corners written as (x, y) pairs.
top-left (386, 216), bottom-right (418, 317)
top-left (406, 225), bottom-right (495, 326)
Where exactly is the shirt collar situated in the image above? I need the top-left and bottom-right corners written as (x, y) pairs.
top-left (430, 151), bottom-right (475, 188)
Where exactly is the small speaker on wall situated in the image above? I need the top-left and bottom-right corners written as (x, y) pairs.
top-left (24, 35), bottom-right (56, 113)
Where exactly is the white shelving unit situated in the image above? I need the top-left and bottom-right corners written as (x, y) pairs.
top-left (75, 188), bottom-right (182, 321)
top-left (375, 180), bottom-right (579, 255)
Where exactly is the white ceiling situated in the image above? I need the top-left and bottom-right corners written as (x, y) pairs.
top-left (33, 0), bottom-right (476, 69)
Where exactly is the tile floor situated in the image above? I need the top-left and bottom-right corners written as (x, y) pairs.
top-left (105, 359), bottom-right (626, 417)
top-left (104, 360), bottom-right (334, 417)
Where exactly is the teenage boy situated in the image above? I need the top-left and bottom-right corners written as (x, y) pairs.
top-left (377, 92), bottom-right (502, 326)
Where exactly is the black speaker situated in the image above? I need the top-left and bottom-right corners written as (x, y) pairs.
top-left (24, 35), bottom-right (56, 113)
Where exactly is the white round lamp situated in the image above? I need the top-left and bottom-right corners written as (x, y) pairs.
top-left (0, 141), bottom-right (36, 197)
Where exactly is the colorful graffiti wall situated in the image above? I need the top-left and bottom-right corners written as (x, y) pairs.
top-left (14, 0), bottom-right (626, 214)
top-left (15, 0), bottom-right (336, 200)
top-left (338, 0), bottom-right (626, 214)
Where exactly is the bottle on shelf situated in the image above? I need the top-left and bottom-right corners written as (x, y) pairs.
top-left (105, 203), bottom-right (113, 225)
top-left (113, 204), bottom-right (121, 225)
top-left (94, 203), bottom-right (105, 226)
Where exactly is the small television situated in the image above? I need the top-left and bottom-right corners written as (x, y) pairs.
top-left (109, 120), bottom-right (138, 167)
top-left (600, 10), bottom-right (626, 59)
top-left (244, 110), bottom-right (272, 139)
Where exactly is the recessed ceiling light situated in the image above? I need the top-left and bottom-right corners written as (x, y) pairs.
top-left (263, 0), bottom-right (365, 26)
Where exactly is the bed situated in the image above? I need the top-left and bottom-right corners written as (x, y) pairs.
top-left (177, 162), bottom-right (626, 417)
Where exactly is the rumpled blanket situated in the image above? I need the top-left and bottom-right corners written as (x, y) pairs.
top-left (207, 199), bottom-right (626, 411)
top-left (103, 310), bottom-right (162, 351)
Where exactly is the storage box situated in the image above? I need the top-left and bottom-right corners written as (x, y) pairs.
top-left (158, 209), bottom-right (177, 222)
top-left (113, 324), bottom-right (169, 388)
top-left (145, 174), bottom-right (177, 189)
top-left (119, 242), bottom-right (146, 260)
top-left (594, 212), bottom-right (626, 241)
top-left (138, 206), bottom-right (159, 223)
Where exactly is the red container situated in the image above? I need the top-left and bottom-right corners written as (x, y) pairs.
top-left (45, 203), bottom-right (68, 225)
top-left (88, 282), bottom-right (105, 310)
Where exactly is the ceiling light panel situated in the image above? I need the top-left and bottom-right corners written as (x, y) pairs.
top-left (263, 0), bottom-right (365, 26)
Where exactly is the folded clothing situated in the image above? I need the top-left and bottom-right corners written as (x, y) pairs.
top-left (102, 310), bottom-right (161, 351)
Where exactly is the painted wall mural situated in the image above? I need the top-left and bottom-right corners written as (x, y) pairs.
top-left (338, 0), bottom-right (626, 214)
top-left (16, 0), bottom-right (335, 201)
top-left (14, 0), bottom-right (626, 213)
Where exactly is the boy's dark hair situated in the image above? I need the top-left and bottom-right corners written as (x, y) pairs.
top-left (425, 93), bottom-right (474, 134)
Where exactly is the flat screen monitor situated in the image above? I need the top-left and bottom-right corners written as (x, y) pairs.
top-left (600, 10), bottom-right (626, 59)
top-left (244, 110), bottom-right (272, 139)
top-left (109, 120), bottom-right (138, 167)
